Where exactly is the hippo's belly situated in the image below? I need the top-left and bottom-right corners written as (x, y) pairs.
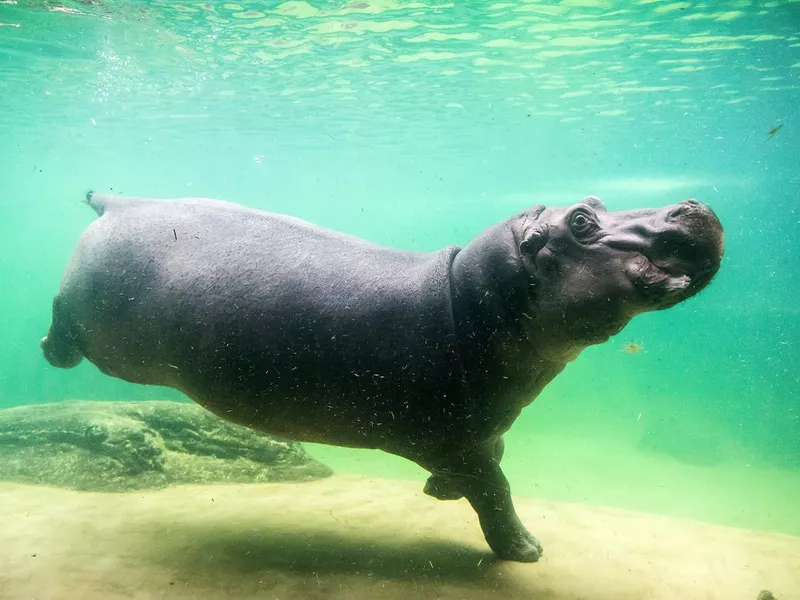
top-left (67, 198), bottom-right (466, 450)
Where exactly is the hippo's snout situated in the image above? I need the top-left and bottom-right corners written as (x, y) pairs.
top-left (638, 199), bottom-right (724, 308)
top-left (663, 199), bottom-right (723, 272)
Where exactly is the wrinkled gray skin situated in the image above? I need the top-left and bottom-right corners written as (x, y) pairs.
top-left (42, 192), bottom-right (724, 562)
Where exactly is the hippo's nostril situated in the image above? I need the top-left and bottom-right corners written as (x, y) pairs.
top-left (667, 206), bottom-right (687, 221)
top-left (667, 200), bottom-right (703, 222)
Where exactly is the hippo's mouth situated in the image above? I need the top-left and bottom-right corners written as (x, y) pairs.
top-left (629, 252), bottom-right (692, 300)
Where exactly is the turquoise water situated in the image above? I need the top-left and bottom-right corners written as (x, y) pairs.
top-left (1, 0), bottom-right (798, 547)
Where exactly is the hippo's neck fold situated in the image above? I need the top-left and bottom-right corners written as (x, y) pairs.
top-left (450, 221), bottom-right (565, 422)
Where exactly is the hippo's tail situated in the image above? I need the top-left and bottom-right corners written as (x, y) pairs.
top-left (86, 191), bottom-right (148, 216)
top-left (86, 190), bottom-right (110, 216)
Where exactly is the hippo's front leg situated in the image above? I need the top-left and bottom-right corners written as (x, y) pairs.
top-left (429, 447), bottom-right (542, 562)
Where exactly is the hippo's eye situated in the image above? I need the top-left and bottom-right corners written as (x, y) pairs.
top-left (569, 210), bottom-right (596, 238)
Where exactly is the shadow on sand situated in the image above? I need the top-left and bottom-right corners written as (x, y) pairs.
top-left (147, 522), bottom-right (500, 583)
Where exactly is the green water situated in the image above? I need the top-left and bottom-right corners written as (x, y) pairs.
top-left (1, 0), bottom-right (798, 543)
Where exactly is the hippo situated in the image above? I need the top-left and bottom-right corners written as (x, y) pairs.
top-left (41, 191), bottom-right (724, 562)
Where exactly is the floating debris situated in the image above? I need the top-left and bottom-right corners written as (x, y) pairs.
top-left (621, 341), bottom-right (646, 354)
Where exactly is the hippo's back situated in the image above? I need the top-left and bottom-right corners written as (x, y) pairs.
top-left (44, 194), bottom-right (465, 449)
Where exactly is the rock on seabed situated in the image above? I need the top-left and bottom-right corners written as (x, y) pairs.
top-left (0, 400), bottom-right (333, 491)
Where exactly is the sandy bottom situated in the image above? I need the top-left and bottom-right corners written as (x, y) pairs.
top-left (1, 475), bottom-right (798, 600)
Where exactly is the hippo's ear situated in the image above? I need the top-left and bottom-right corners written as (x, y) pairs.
top-left (582, 196), bottom-right (606, 211)
top-left (519, 205), bottom-right (549, 256)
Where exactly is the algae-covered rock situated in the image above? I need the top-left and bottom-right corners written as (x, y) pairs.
top-left (0, 400), bottom-right (332, 491)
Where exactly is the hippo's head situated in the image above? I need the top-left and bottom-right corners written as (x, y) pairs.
top-left (511, 196), bottom-right (724, 362)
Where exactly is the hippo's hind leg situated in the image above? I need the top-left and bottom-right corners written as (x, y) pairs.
top-left (423, 436), bottom-right (505, 501)
top-left (424, 443), bottom-right (542, 563)
top-left (41, 294), bottom-right (84, 368)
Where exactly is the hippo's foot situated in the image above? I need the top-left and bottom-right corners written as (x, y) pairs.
top-left (41, 296), bottom-right (83, 369)
top-left (485, 520), bottom-right (543, 563)
top-left (423, 473), bottom-right (464, 500)
top-left (41, 333), bottom-right (82, 369)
